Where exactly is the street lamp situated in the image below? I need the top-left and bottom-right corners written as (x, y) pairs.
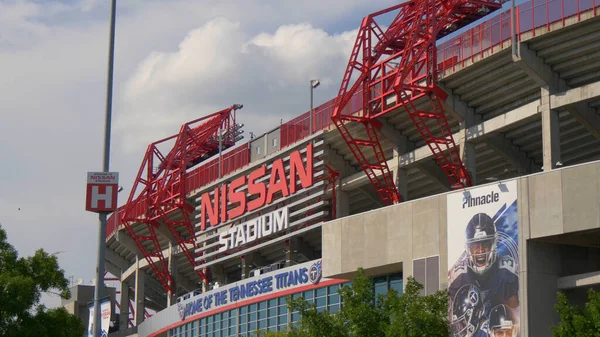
top-left (309, 79), bottom-right (320, 135)
top-left (93, 0), bottom-right (117, 337)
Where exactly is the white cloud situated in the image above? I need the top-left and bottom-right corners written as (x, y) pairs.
top-left (117, 18), bottom-right (356, 153)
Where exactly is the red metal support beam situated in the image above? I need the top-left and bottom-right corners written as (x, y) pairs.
top-left (121, 105), bottom-right (243, 294)
top-left (332, 0), bottom-right (505, 205)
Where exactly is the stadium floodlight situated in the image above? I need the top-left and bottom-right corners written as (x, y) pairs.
top-left (310, 79), bottom-right (320, 89)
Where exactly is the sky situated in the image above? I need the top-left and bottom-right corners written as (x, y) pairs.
top-left (0, 0), bottom-right (404, 308)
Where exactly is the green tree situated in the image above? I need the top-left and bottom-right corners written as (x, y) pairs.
top-left (552, 289), bottom-right (600, 337)
top-left (257, 268), bottom-right (449, 337)
top-left (0, 224), bottom-right (85, 337)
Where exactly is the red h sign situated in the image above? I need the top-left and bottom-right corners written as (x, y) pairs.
top-left (86, 172), bottom-right (119, 213)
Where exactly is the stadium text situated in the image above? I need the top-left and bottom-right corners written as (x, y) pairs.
top-left (178, 261), bottom-right (322, 320)
top-left (200, 143), bottom-right (314, 230)
top-left (217, 207), bottom-right (289, 252)
top-left (462, 190), bottom-right (500, 208)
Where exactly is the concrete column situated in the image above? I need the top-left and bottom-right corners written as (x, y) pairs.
top-left (336, 180), bottom-right (350, 218)
top-left (541, 86), bottom-right (561, 170)
top-left (459, 114), bottom-right (477, 184)
top-left (211, 264), bottom-right (227, 287)
top-left (119, 281), bottom-right (130, 330)
top-left (393, 138), bottom-right (409, 200)
top-left (134, 258), bottom-right (145, 326)
top-left (167, 242), bottom-right (177, 307)
top-left (241, 255), bottom-right (250, 279)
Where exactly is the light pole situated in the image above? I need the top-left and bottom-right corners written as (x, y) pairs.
top-left (218, 128), bottom-right (225, 178)
top-left (511, 0), bottom-right (517, 58)
top-left (93, 0), bottom-right (116, 337)
top-left (309, 79), bottom-right (320, 135)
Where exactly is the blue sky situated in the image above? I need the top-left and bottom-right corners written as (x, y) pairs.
top-left (0, 0), bottom-right (513, 308)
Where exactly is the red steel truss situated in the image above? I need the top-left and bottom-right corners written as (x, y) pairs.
top-left (121, 105), bottom-right (243, 294)
top-left (332, 0), bottom-right (506, 205)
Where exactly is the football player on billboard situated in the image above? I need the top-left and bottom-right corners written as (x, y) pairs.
top-left (488, 304), bottom-right (519, 337)
top-left (450, 284), bottom-right (488, 337)
top-left (449, 213), bottom-right (519, 316)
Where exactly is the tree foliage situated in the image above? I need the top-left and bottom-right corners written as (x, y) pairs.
top-left (257, 268), bottom-right (449, 337)
top-left (0, 224), bottom-right (85, 337)
top-left (552, 289), bottom-right (600, 337)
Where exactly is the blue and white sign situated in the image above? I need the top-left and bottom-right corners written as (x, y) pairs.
top-left (88, 297), bottom-right (111, 337)
top-left (177, 260), bottom-right (325, 321)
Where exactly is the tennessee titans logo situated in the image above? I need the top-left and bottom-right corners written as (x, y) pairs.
top-left (309, 260), bottom-right (323, 284)
top-left (177, 303), bottom-right (186, 320)
top-left (468, 289), bottom-right (479, 305)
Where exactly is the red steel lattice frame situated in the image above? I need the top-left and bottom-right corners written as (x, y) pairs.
top-left (332, 0), bottom-right (507, 205)
top-left (121, 105), bottom-right (242, 294)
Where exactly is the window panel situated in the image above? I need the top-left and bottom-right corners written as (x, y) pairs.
top-left (303, 290), bottom-right (313, 299)
top-left (278, 306), bottom-right (287, 315)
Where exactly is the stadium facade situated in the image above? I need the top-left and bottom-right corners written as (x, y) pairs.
top-left (99, 1), bottom-right (600, 337)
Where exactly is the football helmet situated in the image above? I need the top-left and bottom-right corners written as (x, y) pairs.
top-left (451, 284), bottom-right (485, 337)
top-left (488, 304), bottom-right (518, 337)
top-left (465, 213), bottom-right (498, 275)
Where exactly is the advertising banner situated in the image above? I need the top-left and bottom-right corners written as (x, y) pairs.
top-left (88, 297), bottom-right (111, 337)
top-left (447, 181), bottom-right (519, 337)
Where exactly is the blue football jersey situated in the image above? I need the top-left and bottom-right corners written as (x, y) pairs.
top-left (449, 255), bottom-right (519, 317)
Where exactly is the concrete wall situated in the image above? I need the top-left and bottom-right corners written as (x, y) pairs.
top-left (265, 128), bottom-right (280, 156)
top-left (249, 127), bottom-right (281, 162)
top-left (322, 194), bottom-right (447, 288)
top-left (322, 160), bottom-right (600, 337)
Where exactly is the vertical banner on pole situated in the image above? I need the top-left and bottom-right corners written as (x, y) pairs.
top-left (89, 298), bottom-right (111, 337)
top-left (88, 303), bottom-right (94, 337)
top-left (447, 180), bottom-right (520, 337)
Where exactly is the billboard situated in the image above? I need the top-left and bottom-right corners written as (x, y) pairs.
top-left (447, 181), bottom-right (519, 337)
top-left (87, 297), bottom-right (111, 337)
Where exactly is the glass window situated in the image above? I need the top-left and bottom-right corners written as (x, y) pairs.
top-left (328, 293), bottom-right (340, 305)
top-left (278, 306), bottom-right (287, 315)
top-left (240, 324), bottom-right (247, 333)
top-left (256, 146), bottom-right (261, 155)
top-left (329, 304), bottom-right (340, 313)
top-left (259, 301), bottom-right (267, 310)
top-left (291, 312), bottom-right (301, 323)
top-left (292, 293), bottom-right (302, 300)
top-left (278, 315), bottom-right (288, 325)
top-left (229, 326), bottom-right (236, 336)
top-left (248, 322), bottom-right (257, 333)
top-left (268, 308), bottom-right (277, 317)
top-left (240, 306), bottom-right (247, 315)
top-left (268, 317), bottom-right (277, 327)
top-left (249, 303), bottom-right (257, 312)
top-left (258, 310), bottom-right (266, 320)
top-left (278, 297), bottom-right (287, 305)
top-left (316, 287), bottom-right (327, 298)
top-left (303, 290), bottom-right (313, 300)
top-left (316, 297), bottom-right (327, 308)
top-left (272, 138), bottom-right (278, 147)
top-left (258, 319), bottom-right (266, 329)
top-left (249, 312), bottom-right (257, 322)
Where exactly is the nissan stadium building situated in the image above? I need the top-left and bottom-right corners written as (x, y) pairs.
top-left (94, 2), bottom-right (600, 337)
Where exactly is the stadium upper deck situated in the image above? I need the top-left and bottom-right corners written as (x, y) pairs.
top-left (104, 0), bottom-right (600, 327)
